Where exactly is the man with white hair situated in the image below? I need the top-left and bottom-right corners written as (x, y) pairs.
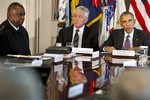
top-left (56, 6), bottom-right (99, 51)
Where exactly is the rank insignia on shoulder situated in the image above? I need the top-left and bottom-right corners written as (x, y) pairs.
top-left (0, 25), bottom-right (6, 31)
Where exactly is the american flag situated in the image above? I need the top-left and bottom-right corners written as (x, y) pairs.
top-left (129, 0), bottom-right (150, 37)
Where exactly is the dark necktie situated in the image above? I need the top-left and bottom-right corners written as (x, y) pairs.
top-left (73, 30), bottom-right (79, 47)
top-left (124, 35), bottom-right (130, 50)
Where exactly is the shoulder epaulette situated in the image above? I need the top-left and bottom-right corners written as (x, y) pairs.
top-left (0, 20), bottom-right (8, 31)
top-left (0, 25), bottom-right (6, 31)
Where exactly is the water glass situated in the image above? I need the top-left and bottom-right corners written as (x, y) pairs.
top-left (138, 55), bottom-right (148, 67)
top-left (139, 46), bottom-right (148, 55)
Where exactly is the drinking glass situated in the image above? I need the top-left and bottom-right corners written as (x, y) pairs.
top-left (139, 46), bottom-right (148, 55)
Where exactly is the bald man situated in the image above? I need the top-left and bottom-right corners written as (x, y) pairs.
top-left (0, 2), bottom-right (30, 56)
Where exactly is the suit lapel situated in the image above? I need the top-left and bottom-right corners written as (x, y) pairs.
top-left (82, 26), bottom-right (89, 47)
top-left (69, 26), bottom-right (74, 41)
top-left (133, 28), bottom-right (139, 47)
top-left (118, 30), bottom-right (125, 49)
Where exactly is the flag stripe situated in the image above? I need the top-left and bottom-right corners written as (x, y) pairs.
top-left (87, 13), bottom-right (103, 27)
top-left (136, 0), bottom-right (150, 31)
top-left (130, 0), bottom-right (150, 37)
top-left (142, 0), bottom-right (150, 18)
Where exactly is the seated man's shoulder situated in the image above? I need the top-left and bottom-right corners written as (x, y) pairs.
top-left (86, 25), bottom-right (93, 30)
top-left (109, 28), bottom-right (123, 35)
top-left (19, 25), bottom-right (27, 31)
top-left (112, 28), bottom-right (123, 32)
top-left (85, 26), bottom-right (97, 34)
top-left (135, 28), bottom-right (149, 36)
top-left (60, 26), bottom-right (72, 31)
top-left (136, 28), bottom-right (147, 33)
top-left (0, 21), bottom-right (8, 32)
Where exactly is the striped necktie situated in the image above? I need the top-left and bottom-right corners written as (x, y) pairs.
top-left (124, 35), bottom-right (130, 50)
top-left (73, 30), bottom-right (79, 47)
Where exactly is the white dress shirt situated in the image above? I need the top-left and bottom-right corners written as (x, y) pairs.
top-left (72, 25), bottom-right (85, 47)
top-left (123, 30), bottom-right (134, 49)
top-left (8, 20), bottom-right (19, 30)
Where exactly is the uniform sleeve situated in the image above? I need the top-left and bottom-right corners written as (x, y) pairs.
top-left (0, 32), bottom-right (9, 56)
top-left (56, 29), bottom-right (63, 46)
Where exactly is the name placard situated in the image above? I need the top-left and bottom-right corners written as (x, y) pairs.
top-left (112, 50), bottom-right (135, 56)
top-left (68, 83), bottom-right (84, 98)
top-left (72, 48), bottom-right (93, 54)
top-left (43, 53), bottom-right (63, 62)
top-left (123, 60), bottom-right (137, 67)
top-left (112, 58), bottom-right (136, 64)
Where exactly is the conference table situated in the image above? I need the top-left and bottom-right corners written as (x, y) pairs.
top-left (0, 56), bottom-right (52, 100)
top-left (47, 52), bottom-right (150, 100)
top-left (0, 52), bottom-right (149, 100)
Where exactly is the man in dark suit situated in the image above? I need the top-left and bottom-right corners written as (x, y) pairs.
top-left (0, 2), bottom-right (30, 56)
top-left (56, 6), bottom-right (99, 51)
top-left (100, 11), bottom-right (150, 55)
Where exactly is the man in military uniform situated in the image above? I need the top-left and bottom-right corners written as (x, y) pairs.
top-left (0, 2), bottom-right (30, 56)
